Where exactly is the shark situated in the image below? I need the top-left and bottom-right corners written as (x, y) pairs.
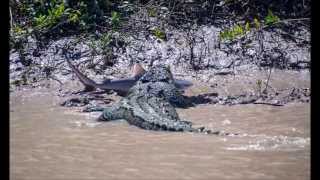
top-left (66, 59), bottom-right (193, 95)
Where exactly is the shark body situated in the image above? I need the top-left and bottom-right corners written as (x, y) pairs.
top-left (66, 59), bottom-right (193, 94)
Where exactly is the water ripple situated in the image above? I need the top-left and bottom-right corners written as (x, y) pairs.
top-left (226, 135), bottom-right (310, 151)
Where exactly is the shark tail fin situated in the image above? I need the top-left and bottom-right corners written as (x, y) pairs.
top-left (66, 59), bottom-right (98, 91)
top-left (131, 63), bottom-right (146, 79)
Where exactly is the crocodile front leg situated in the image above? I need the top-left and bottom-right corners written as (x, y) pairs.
top-left (119, 95), bottom-right (194, 131)
top-left (98, 101), bottom-right (128, 121)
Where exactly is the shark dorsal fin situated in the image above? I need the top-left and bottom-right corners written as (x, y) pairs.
top-left (131, 63), bottom-right (146, 78)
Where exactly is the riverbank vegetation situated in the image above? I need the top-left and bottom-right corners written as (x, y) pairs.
top-left (9, 0), bottom-right (310, 89)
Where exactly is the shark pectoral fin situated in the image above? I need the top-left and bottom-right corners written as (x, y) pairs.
top-left (131, 63), bottom-right (146, 78)
top-left (102, 79), bottom-right (111, 84)
top-left (174, 79), bottom-right (193, 90)
top-left (84, 85), bottom-right (96, 91)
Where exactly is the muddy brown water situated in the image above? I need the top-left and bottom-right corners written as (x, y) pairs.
top-left (10, 88), bottom-right (310, 180)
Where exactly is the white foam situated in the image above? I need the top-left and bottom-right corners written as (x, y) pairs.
top-left (226, 135), bottom-right (310, 151)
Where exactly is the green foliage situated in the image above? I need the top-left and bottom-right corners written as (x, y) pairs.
top-left (152, 28), bottom-right (166, 40)
top-left (100, 32), bottom-right (117, 66)
top-left (33, 1), bottom-right (85, 31)
top-left (220, 10), bottom-right (280, 41)
top-left (49, 2), bottom-right (65, 18)
top-left (34, 14), bottom-right (47, 28)
top-left (66, 9), bottom-right (81, 23)
top-left (111, 11), bottom-right (121, 28)
top-left (101, 32), bottom-right (112, 48)
top-left (254, 18), bottom-right (261, 29)
top-left (245, 22), bottom-right (250, 32)
top-left (12, 26), bottom-right (26, 35)
top-left (34, 2), bottom-right (65, 29)
top-left (88, 32), bottom-right (113, 51)
top-left (264, 9), bottom-right (280, 25)
top-left (148, 8), bottom-right (157, 17)
top-left (219, 23), bottom-right (249, 41)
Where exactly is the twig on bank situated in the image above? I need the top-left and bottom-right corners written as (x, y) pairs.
top-left (49, 75), bottom-right (63, 85)
top-left (253, 102), bottom-right (284, 106)
top-left (9, 6), bottom-right (13, 28)
top-left (264, 65), bottom-right (272, 94)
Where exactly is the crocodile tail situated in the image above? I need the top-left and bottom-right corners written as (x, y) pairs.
top-left (66, 59), bottom-right (98, 91)
top-left (191, 126), bottom-right (237, 136)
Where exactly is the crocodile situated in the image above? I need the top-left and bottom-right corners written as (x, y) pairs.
top-left (66, 59), bottom-right (193, 95)
top-left (98, 64), bottom-right (234, 136)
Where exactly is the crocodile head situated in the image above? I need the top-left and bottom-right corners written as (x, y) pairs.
top-left (139, 65), bottom-right (174, 84)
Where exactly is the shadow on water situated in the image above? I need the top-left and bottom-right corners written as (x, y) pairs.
top-left (60, 90), bottom-right (217, 109)
top-left (182, 93), bottom-right (218, 108)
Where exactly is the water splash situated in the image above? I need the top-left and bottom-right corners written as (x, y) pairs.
top-left (226, 135), bottom-right (310, 151)
top-left (70, 120), bottom-right (103, 128)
